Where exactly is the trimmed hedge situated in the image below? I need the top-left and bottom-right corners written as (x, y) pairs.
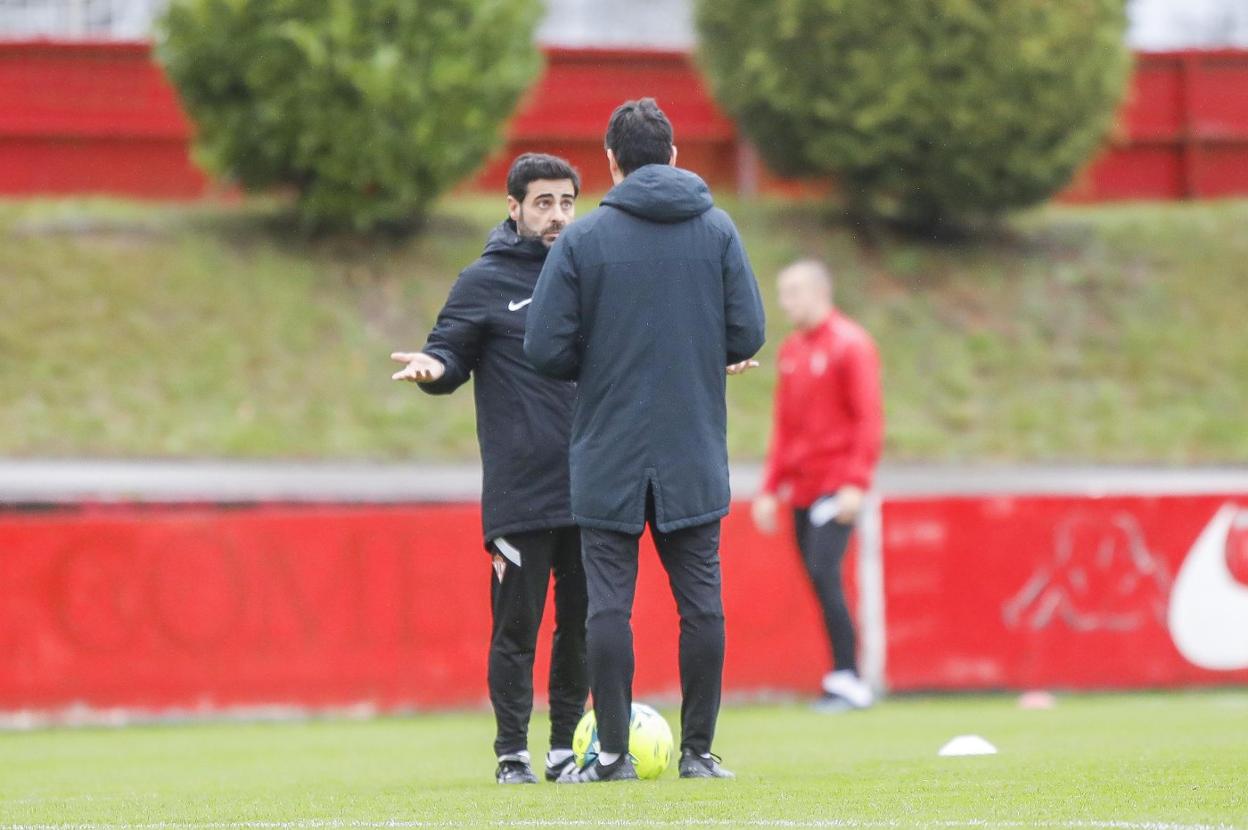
top-left (695, 0), bottom-right (1131, 230)
top-left (159, 0), bottom-right (542, 232)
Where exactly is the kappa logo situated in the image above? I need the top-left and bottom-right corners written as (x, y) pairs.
top-left (1001, 512), bottom-right (1172, 633)
top-left (508, 298), bottom-right (533, 312)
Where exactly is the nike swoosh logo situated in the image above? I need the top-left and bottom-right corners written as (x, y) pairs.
top-left (508, 298), bottom-right (533, 312)
top-left (1169, 503), bottom-right (1248, 670)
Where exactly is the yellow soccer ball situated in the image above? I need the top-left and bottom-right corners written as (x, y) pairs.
top-left (571, 702), bottom-right (674, 780)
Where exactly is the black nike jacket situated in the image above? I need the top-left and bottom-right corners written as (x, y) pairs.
top-left (419, 219), bottom-right (576, 545)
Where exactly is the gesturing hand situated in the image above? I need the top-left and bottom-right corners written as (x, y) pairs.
top-left (390, 352), bottom-right (447, 383)
top-left (727, 360), bottom-right (760, 376)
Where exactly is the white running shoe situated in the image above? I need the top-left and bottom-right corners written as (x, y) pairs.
top-left (821, 670), bottom-right (875, 709)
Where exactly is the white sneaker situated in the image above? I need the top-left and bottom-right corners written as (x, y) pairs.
top-left (821, 670), bottom-right (875, 709)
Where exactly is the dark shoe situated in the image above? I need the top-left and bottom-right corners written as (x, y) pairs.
top-left (555, 755), bottom-right (639, 784)
top-left (496, 755), bottom-right (538, 784)
top-left (678, 749), bottom-right (735, 779)
top-left (545, 752), bottom-right (578, 782)
top-left (812, 692), bottom-right (855, 714)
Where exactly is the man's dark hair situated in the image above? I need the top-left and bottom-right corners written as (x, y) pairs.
top-left (604, 98), bottom-right (674, 176)
top-left (506, 153), bottom-right (580, 203)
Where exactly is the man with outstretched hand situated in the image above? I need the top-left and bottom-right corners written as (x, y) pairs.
top-left (391, 154), bottom-right (587, 785)
top-left (525, 99), bottom-right (766, 784)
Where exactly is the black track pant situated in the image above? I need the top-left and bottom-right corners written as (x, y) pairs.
top-left (793, 503), bottom-right (858, 674)
top-left (579, 492), bottom-right (725, 757)
top-left (488, 525), bottom-right (589, 757)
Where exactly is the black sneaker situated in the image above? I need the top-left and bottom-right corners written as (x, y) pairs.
top-left (545, 752), bottom-right (578, 782)
top-left (555, 755), bottom-right (639, 784)
top-left (496, 755), bottom-right (538, 784)
top-left (678, 749), bottom-right (735, 779)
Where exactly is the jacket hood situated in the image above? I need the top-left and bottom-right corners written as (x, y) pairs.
top-left (600, 165), bottom-right (714, 223)
top-left (482, 219), bottom-right (549, 261)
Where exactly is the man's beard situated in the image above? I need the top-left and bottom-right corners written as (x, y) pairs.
top-left (517, 210), bottom-right (565, 246)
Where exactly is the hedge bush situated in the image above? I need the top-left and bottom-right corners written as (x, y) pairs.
top-left (695, 0), bottom-right (1131, 231)
top-left (159, 0), bottom-right (542, 232)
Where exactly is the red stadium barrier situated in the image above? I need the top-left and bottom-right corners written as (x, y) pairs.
top-left (471, 48), bottom-right (740, 194)
top-left (1064, 51), bottom-right (1248, 201)
top-left (0, 41), bottom-right (208, 198)
top-left (3, 492), bottom-right (1246, 717)
top-left (3, 42), bottom-right (1248, 201)
top-left (0, 502), bottom-right (845, 714)
top-left (883, 495), bottom-right (1248, 691)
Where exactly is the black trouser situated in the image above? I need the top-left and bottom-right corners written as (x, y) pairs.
top-left (793, 503), bottom-right (858, 674)
top-left (488, 525), bottom-right (589, 757)
top-left (579, 492), bottom-right (725, 757)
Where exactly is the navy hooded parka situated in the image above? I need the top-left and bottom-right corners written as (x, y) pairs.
top-left (524, 164), bottom-right (766, 534)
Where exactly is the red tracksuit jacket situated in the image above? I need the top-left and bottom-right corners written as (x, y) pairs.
top-left (760, 310), bottom-right (884, 507)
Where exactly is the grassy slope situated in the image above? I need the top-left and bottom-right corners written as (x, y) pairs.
top-left (3, 196), bottom-right (1247, 463)
top-left (1, 694), bottom-right (1245, 827)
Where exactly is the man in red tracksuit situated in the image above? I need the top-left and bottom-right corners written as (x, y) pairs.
top-left (752, 259), bottom-right (883, 711)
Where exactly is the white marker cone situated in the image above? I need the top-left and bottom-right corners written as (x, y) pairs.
top-left (1018, 690), bottom-right (1057, 710)
top-left (938, 735), bottom-right (998, 757)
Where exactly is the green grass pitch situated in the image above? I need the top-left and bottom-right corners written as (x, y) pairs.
top-left (2, 693), bottom-right (1244, 829)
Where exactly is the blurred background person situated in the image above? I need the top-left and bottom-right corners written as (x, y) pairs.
top-left (752, 259), bottom-right (883, 712)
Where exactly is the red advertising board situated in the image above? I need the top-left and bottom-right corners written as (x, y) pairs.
top-left (5, 492), bottom-right (1247, 717)
top-left (883, 495), bottom-right (1248, 691)
top-left (0, 503), bottom-right (842, 714)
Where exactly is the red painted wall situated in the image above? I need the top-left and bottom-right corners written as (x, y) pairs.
top-left (472, 48), bottom-right (739, 194)
top-left (1064, 51), bottom-right (1248, 201)
top-left (4, 42), bottom-right (1247, 202)
top-left (0, 41), bottom-right (208, 198)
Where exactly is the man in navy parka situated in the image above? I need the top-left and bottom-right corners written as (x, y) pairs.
top-left (525, 98), bottom-right (766, 783)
